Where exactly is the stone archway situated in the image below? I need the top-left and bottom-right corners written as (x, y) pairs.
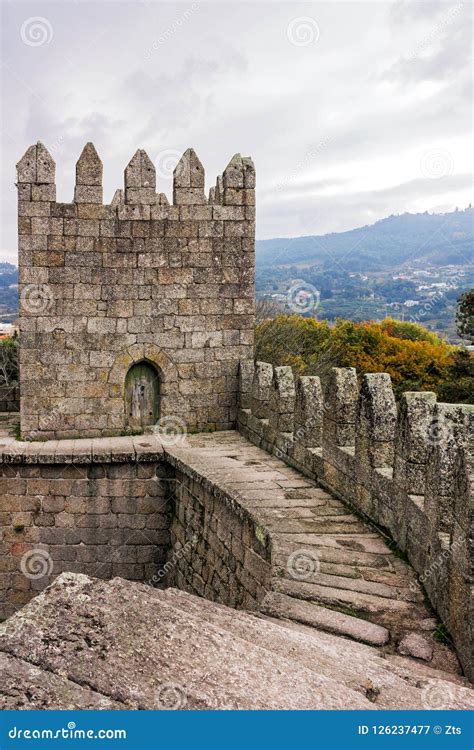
top-left (108, 344), bottom-right (178, 388)
top-left (108, 344), bottom-right (179, 432)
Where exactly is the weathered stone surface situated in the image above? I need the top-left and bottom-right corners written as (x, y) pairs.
top-left (398, 632), bottom-right (434, 662)
top-left (17, 144), bottom-right (255, 438)
top-left (1, 573), bottom-right (471, 710)
top-left (323, 367), bottom-right (358, 448)
top-left (251, 361), bottom-right (273, 419)
top-left (0, 652), bottom-right (121, 709)
top-left (76, 142), bottom-right (103, 186)
top-left (268, 366), bottom-right (295, 434)
top-left (239, 364), bottom-right (474, 681)
top-left (262, 591), bottom-right (390, 646)
top-left (294, 375), bottom-right (323, 449)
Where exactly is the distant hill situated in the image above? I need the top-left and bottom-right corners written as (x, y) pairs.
top-left (0, 263), bottom-right (18, 323)
top-left (256, 208), bottom-right (474, 272)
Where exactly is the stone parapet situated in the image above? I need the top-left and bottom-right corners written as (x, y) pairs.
top-left (238, 360), bottom-right (474, 681)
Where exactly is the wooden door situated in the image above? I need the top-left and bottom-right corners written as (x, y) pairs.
top-left (125, 362), bottom-right (160, 432)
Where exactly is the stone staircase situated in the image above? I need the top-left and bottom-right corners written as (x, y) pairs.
top-left (168, 431), bottom-right (460, 675)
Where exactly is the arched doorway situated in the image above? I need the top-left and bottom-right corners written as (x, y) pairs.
top-left (125, 361), bottom-right (160, 432)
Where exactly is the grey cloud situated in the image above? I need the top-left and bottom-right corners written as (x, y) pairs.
top-left (0, 1), bottom-right (471, 263)
top-left (390, 0), bottom-right (447, 24)
top-left (258, 173), bottom-right (473, 240)
top-left (385, 2), bottom-right (471, 83)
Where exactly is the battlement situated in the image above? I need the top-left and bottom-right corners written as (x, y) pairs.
top-left (239, 362), bottom-right (474, 680)
top-left (17, 143), bottom-right (256, 440)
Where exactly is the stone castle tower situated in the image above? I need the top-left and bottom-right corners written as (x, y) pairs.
top-left (17, 143), bottom-right (255, 439)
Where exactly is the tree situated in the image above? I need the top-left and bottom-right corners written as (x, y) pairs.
top-left (0, 336), bottom-right (19, 386)
top-left (255, 298), bottom-right (283, 324)
top-left (456, 289), bottom-right (474, 343)
top-left (255, 315), bottom-right (464, 400)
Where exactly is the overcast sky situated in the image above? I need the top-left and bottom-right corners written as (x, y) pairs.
top-left (0, 0), bottom-right (472, 263)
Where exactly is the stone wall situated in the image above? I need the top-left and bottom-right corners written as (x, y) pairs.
top-left (0, 437), bottom-right (173, 619)
top-left (238, 361), bottom-right (474, 680)
top-left (167, 461), bottom-right (272, 611)
top-left (17, 143), bottom-right (255, 439)
top-left (0, 433), bottom-right (273, 621)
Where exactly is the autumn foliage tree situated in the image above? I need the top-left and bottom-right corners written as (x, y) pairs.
top-left (255, 315), bottom-right (472, 402)
top-left (456, 289), bottom-right (474, 343)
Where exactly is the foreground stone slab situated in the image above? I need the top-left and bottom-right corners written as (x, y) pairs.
top-left (0, 574), bottom-right (472, 710)
top-left (1, 653), bottom-right (121, 710)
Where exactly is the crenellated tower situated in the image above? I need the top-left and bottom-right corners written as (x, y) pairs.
top-left (17, 142), bottom-right (256, 439)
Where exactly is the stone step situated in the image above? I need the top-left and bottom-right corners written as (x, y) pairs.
top-left (244, 494), bottom-right (328, 508)
top-left (274, 566), bottom-right (422, 602)
top-left (276, 536), bottom-right (393, 569)
top-left (264, 518), bottom-right (368, 534)
top-left (273, 578), bottom-right (415, 616)
top-left (257, 507), bottom-right (349, 521)
top-left (261, 591), bottom-right (390, 647)
top-left (274, 531), bottom-right (392, 557)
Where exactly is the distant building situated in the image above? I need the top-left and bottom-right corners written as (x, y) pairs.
top-left (0, 323), bottom-right (18, 337)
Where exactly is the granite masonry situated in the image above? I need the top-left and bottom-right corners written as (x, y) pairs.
top-left (238, 362), bottom-right (474, 681)
top-left (17, 142), bottom-right (255, 439)
top-left (0, 143), bottom-right (472, 699)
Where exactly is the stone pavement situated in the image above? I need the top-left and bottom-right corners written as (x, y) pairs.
top-left (167, 431), bottom-right (460, 674)
top-left (0, 421), bottom-right (463, 676)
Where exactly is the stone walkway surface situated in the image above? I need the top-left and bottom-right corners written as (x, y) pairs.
top-left (0, 419), bottom-right (464, 678)
top-left (168, 431), bottom-right (460, 674)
